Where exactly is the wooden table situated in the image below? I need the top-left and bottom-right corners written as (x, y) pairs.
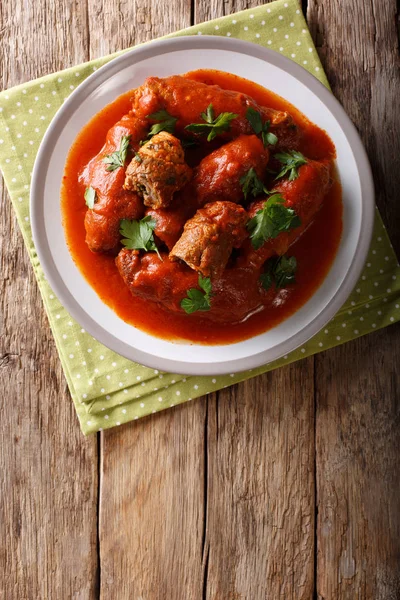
top-left (1, 1), bottom-right (399, 598)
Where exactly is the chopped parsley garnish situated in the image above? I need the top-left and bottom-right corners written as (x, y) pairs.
top-left (84, 186), bottom-right (96, 209)
top-left (120, 215), bottom-right (161, 259)
top-left (274, 150), bottom-right (307, 181)
top-left (247, 193), bottom-right (301, 250)
top-left (260, 255), bottom-right (297, 290)
top-left (185, 104), bottom-right (238, 142)
top-left (240, 167), bottom-right (268, 200)
top-left (273, 255), bottom-right (297, 287)
top-left (246, 107), bottom-right (278, 146)
top-left (263, 127), bottom-right (278, 147)
top-left (147, 109), bottom-right (178, 137)
top-left (259, 272), bottom-right (273, 291)
top-left (181, 274), bottom-right (212, 314)
top-left (103, 135), bottom-right (131, 172)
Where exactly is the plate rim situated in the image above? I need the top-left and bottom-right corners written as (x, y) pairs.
top-left (30, 35), bottom-right (375, 375)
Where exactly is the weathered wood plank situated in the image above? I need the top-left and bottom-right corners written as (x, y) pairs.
top-left (2, 0), bottom-right (399, 598)
top-left (308, 0), bottom-right (400, 597)
top-left (87, 0), bottom-right (192, 58)
top-left (99, 404), bottom-right (205, 599)
top-left (203, 364), bottom-right (315, 599)
top-left (0, 0), bottom-right (98, 597)
top-left (195, 0), bottom-right (269, 23)
top-left (0, 0), bottom-right (90, 83)
top-left (314, 331), bottom-right (400, 600)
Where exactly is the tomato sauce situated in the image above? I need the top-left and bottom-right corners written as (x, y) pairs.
top-left (61, 69), bottom-right (342, 344)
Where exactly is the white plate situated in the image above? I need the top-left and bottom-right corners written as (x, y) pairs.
top-left (30, 36), bottom-right (374, 375)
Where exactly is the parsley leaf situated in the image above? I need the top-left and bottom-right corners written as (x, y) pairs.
top-left (240, 167), bottom-right (268, 200)
top-left (185, 104), bottom-right (238, 142)
top-left (259, 272), bottom-right (273, 291)
top-left (246, 106), bottom-right (263, 134)
top-left (181, 274), bottom-right (212, 314)
top-left (120, 216), bottom-right (161, 259)
top-left (264, 131), bottom-right (278, 146)
top-left (246, 107), bottom-right (278, 147)
top-left (273, 255), bottom-right (297, 287)
top-left (247, 193), bottom-right (301, 250)
top-left (146, 109), bottom-right (178, 138)
top-left (274, 150), bottom-right (307, 181)
top-left (84, 187), bottom-right (96, 209)
top-left (198, 274), bottom-right (212, 297)
top-left (103, 135), bottom-right (131, 172)
top-left (260, 255), bottom-right (297, 290)
top-left (201, 104), bottom-right (215, 123)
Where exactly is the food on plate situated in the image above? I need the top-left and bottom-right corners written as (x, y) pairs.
top-left (240, 157), bottom-right (332, 268)
top-left (144, 134), bottom-right (268, 250)
top-left (130, 75), bottom-right (301, 150)
top-left (62, 69), bottom-right (342, 344)
top-left (169, 201), bottom-right (248, 278)
top-left (192, 134), bottom-right (269, 206)
top-left (124, 131), bottom-right (192, 209)
top-left (80, 115), bottom-right (147, 252)
top-left (116, 250), bottom-right (198, 313)
top-left (144, 201), bottom-right (190, 251)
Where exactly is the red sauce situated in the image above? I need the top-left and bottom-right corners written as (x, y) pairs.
top-left (61, 69), bottom-right (342, 344)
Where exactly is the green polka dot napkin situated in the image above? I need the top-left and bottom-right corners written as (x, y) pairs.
top-left (0, 0), bottom-right (399, 435)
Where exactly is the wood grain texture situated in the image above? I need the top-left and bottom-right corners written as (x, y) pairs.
top-left (0, 160), bottom-right (99, 598)
top-left (1, 0), bottom-right (400, 598)
top-left (307, 0), bottom-right (400, 598)
top-left (314, 330), bottom-right (400, 600)
top-left (0, 1), bottom-right (98, 598)
top-left (203, 364), bottom-right (315, 600)
top-left (87, 0), bottom-right (191, 59)
top-left (194, 0), bottom-right (263, 22)
top-left (99, 404), bottom-right (205, 599)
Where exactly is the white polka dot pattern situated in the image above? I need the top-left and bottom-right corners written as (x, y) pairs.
top-left (0, 0), bottom-right (399, 435)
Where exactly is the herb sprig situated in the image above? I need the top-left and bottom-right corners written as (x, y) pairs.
top-left (84, 186), bottom-right (97, 209)
top-left (185, 104), bottom-right (238, 142)
top-left (240, 167), bottom-right (269, 200)
top-left (247, 193), bottom-right (301, 249)
top-left (103, 135), bottom-right (131, 172)
top-left (246, 107), bottom-right (278, 147)
top-left (120, 215), bottom-right (161, 259)
top-left (146, 109), bottom-right (178, 138)
top-left (260, 255), bottom-right (297, 290)
top-left (274, 150), bottom-right (307, 181)
top-left (181, 274), bottom-right (212, 314)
